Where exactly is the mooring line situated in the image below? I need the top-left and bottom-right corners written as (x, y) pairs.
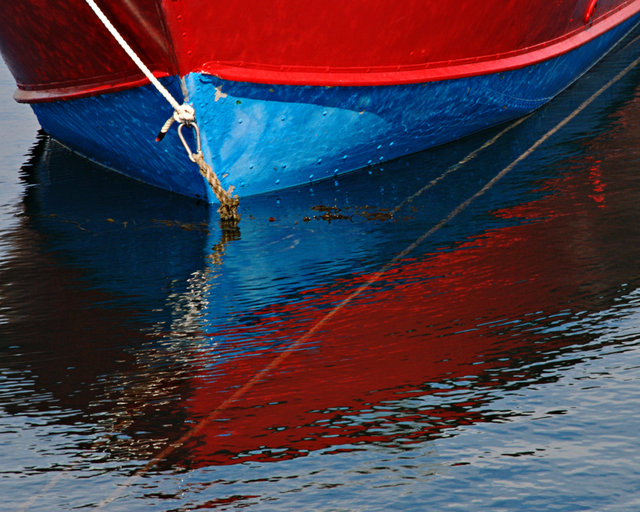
top-left (391, 114), bottom-right (530, 216)
top-left (83, 0), bottom-right (240, 220)
top-left (20, 46), bottom-right (639, 511)
top-left (17, 472), bottom-right (67, 512)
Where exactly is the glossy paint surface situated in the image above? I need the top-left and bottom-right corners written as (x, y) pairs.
top-left (2, 33), bottom-right (640, 510)
top-left (1, 0), bottom-right (640, 101)
top-left (28, 12), bottom-right (640, 200)
top-left (0, 0), bottom-right (175, 97)
top-left (188, 13), bottom-right (640, 197)
top-left (184, 0), bottom-right (640, 85)
top-left (30, 76), bottom-right (214, 202)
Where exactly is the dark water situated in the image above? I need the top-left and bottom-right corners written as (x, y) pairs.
top-left (2, 33), bottom-right (640, 512)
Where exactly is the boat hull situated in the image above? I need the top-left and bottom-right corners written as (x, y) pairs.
top-left (28, 8), bottom-right (640, 200)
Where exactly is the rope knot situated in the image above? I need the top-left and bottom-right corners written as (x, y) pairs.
top-left (173, 103), bottom-right (196, 125)
top-left (156, 103), bottom-right (196, 142)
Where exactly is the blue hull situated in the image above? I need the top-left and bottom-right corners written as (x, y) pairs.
top-left (31, 12), bottom-right (640, 202)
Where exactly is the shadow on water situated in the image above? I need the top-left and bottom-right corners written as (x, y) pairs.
top-left (1, 30), bottom-right (640, 509)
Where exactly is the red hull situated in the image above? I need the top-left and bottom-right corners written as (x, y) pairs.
top-left (1, 0), bottom-right (639, 102)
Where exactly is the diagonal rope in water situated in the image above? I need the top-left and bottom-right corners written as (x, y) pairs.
top-left (95, 52), bottom-right (640, 508)
top-left (390, 23), bottom-right (640, 219)
top-left (391, 114), bottom-right (530, 216)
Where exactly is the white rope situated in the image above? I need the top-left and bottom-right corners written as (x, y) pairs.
top-left (83, 0), bottom-right (194, 123)
top-left (82, 0), bottom-right (240, 220)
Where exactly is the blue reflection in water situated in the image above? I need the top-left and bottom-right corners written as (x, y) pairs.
top-left (1, 30), bottom-right (640, 512)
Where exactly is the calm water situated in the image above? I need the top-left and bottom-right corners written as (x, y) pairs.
top-left (2, 33), bottom-right (640, 512)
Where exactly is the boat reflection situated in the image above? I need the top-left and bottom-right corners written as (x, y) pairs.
top-left (180, 83), bottom-right (640, 465)
top-left (1, 60), bottom-right (640, 477)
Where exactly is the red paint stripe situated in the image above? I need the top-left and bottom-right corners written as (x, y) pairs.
top-left (6, 0), bottom-right (639, 102)
top-left (197, 2), bottom-right (639, 86)
top-left (13, 73), bottom-right (171, 104)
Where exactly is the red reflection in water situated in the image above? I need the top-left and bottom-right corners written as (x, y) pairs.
top-left (588, 159), bottom-right (606, 207)
top-left (177, 92), bottom-right (640, 468)
top-left (4, 90), bottom-right (640, 475)
top-left (164, 90), bottom-right (640, 469)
